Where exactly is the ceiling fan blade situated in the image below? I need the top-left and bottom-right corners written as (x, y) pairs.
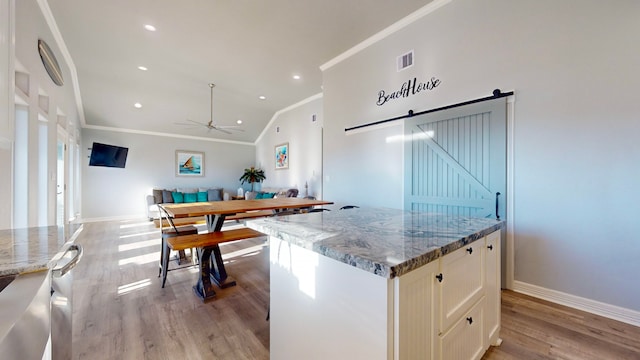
top-left (187, 119), bottom-right (207, 126)
top-left (214, 128), bottom-right (233, 134)
top-left (221, 127), bottom-right (244, 132)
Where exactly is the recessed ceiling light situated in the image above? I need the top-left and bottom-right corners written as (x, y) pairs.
top-left (293, 75), bottom-right (301, 80)
top-left (259, 95), bottom-right (266, 100)
top-left (138, 66), bottom-right (148, 71)
top-left (144, 24), bottom-right (156, 32)
top-left (236, 119), bottom-right (243, 125)
top-left (134, 103), bottom-right (142, 108)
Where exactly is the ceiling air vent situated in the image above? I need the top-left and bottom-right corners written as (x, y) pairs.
top-left (397, 50), bottom-right (414, 72)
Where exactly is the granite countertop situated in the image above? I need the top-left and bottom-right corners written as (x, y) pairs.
top-left (0, 224), bottom-right (83, 276)
top-left (246, 207), bottom-right (504, 279)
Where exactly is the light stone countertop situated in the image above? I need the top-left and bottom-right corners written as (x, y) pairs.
top-left (0, 224), bottom-right (83, 276)
top-left (246, 207), bottom-right (504, 278)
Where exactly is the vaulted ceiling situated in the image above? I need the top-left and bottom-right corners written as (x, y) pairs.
top-left (47, 0), bottom-right (433, 143)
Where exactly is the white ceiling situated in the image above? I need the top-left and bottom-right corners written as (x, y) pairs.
top-left (47, 0), bottom-right (433, 143)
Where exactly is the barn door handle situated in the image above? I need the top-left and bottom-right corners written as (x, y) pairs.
top-left (495, 192), bottom-right (501, 220)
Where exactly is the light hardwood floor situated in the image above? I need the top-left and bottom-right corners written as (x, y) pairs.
top-left (72, 220), bottom-right (640, 359)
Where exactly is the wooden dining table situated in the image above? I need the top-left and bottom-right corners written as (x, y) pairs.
top-left (158, 197), bottom-right (333, 296)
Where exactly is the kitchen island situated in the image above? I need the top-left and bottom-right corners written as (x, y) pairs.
top-left (247, 207), bottom-right (504, 360)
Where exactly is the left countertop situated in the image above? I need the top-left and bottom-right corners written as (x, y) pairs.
top-left (0, 224), bottom-right (83, 276)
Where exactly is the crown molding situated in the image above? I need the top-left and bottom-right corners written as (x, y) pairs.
top-left (83, 124), bottom-right (255, 146)
top-left (37, 0), bottom-right (86, 127)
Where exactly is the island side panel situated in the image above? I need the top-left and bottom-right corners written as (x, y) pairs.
top-left (485, 230), bottom-right (501, 346)
top-left (270, 236), bottom-right (390, 360)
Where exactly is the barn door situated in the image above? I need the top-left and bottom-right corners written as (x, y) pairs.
top-left (404, 98), bottom-right (506, 219)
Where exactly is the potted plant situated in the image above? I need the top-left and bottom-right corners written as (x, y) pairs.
top-left (239, 167), bottom-right (266, 191)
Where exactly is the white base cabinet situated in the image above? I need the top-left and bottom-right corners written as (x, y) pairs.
top-left (439, 298), bottom-right (485, 360)
top-left (269, 230), bottom-right (501, 360)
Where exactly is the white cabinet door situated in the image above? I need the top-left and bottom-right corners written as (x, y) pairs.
top-left (439, 298), bottom-right (485, 360)
top-left (484, 230), bottom-right (501, 346)
top-left (395, 260), bottom-right (438, 360)
top-left (438, 241), bottom-right (484, 332)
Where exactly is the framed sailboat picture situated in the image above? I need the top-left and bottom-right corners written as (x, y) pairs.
top-left (176, 150), bottom-right (204, 176)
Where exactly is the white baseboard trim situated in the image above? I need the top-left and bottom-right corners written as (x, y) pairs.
top-left (512, 280), bottom-right (640, 327)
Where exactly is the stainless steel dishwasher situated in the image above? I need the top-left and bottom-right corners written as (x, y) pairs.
top-left (51, 243), bottom-right (83, 360)
top-left (0, 270), bottom-right (52, 360)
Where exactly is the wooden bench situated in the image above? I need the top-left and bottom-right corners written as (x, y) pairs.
top-left (160, 227), bottom-right (266, 300)
top-left (165, 228), bottom-right (265, 251)
top-left (153, 210), bottom-right (275, 228)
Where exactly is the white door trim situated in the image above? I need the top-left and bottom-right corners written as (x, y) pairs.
top-left (505, 94), bottom-right (515, 289)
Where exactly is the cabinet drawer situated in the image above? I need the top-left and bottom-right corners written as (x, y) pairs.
top-left (438, 241), bottom-right (483, 332)
top-left (439, 297), bottom-right (485, 360)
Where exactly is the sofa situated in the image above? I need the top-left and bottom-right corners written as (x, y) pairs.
top-left (145, 187), bottom-right (229, 220)
top-left (244, 187), bottom-right (298, 200)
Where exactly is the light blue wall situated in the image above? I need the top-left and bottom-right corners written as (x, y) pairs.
top-left (322, 0), bottom-right (640, 311)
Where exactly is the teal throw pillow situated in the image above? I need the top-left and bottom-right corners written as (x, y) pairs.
top-left (255, 192), bottom-right (264, 199)
top-left (184, 192), bottom-right (197, 203)
top-left (265, 192), bottom-right (276, 198)
top-left (172, 191), bottom-right (184, 203)
top-left (197, 191), bottom-right (208, 202)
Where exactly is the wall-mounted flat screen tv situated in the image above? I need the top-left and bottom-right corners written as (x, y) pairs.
top-left (89, 142), bottom-right (128, 168)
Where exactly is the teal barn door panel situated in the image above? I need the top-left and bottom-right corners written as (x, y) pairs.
top-left (404, 98), bottom-right (506, 219)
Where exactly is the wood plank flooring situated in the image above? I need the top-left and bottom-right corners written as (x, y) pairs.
top-left (72, 220), bottom-right (640, 359)
top-left (72, 219), bottom-right (270, 360)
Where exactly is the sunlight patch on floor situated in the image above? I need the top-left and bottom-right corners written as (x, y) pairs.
top-left (120, 221), bottom-right (155, 229)
top-left (117, 279), bottom-right (152, 295)
top-left (120, 230), bottom-right (158, 239)
top-left (222, 243), bottom-right (267, 260)
top-left (119, 252), bottom-right (159, 266)
top-left (118, 239), bottom-right (159, 252)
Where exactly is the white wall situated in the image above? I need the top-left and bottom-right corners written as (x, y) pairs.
top-left (0, 0), bottom-right (14, 229)
top-left (81, 128), bottom-right (256, 220)
top-left (255, 96), bottom-right (323, 198)
top-left (0, 0), bottom-right (82, 229)
top-left (322, 0), bottom-right (640, 314)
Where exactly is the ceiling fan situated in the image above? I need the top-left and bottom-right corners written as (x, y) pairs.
top-left (175, 83), bottom-right (243, 135)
